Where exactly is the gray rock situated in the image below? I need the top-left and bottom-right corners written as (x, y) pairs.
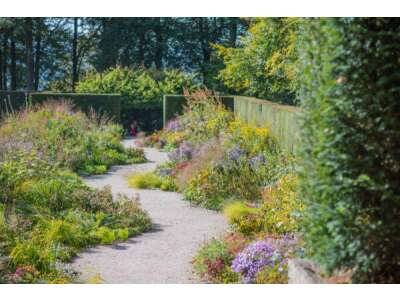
top-left (288, 259), bottom-right (323, 284)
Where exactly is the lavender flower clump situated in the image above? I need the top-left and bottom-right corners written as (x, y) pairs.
top-left (168, 141), bottom-right (193, 162)
top-left (166, 119), bottom-right (181, 132)
top-left (249, 154), bottom-right (267, 169)
top-left (228, 146), bottom-right (246, 161)
top-left (231, 240), bottom-right (286, 283)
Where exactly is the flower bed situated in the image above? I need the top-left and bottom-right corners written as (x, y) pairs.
top-left (133, 90), bottom-right (303, 283)
top-left (0, 102), bottom-right (151, 283)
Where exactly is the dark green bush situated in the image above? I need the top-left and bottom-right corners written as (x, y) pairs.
top-left (299, 18), bottom-right (400, 283)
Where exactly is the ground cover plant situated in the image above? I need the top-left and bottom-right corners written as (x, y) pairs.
top-left (0, 102), bottom-right (151, 283)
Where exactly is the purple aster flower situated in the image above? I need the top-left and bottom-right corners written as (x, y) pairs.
top-left (166, 119), bottom-right (181, 132)
top-left (249, 154), bottom-right (266, 169)
top-left (168, 141), bottom-right (193, 162)
top-left (228, 146), bottom-right (246, 161)
top-left (179, 141), bottom-right (193, 160)
top-left (231, 240), bottom-right (286, 283)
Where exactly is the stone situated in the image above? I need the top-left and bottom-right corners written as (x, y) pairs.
top-left (288, 259), bottom-right (323, 284)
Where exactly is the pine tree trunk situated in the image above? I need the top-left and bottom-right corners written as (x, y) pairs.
top-left (10, 34), bottom-right (17, 90)
top-left (25, 18), bottom-right (34, 90)
top-left (72, 17), bottom-right (78, 91)
top-left (34, 19), bottom-right (42, 91)
top-left (154, 18), bottom-right (163, 69)
top-left (1, 33), bottom-right (8, 90)
top-left (0, 34), bottom-right (4, 90)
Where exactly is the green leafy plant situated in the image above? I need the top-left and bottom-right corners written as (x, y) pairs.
top-left (298, 18), bottom-right (400, 283)
top-left (127, 172), bottom-right (176, 191)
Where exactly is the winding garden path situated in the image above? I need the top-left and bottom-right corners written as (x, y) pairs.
top-left (71, 138), bottom-right (228, 283)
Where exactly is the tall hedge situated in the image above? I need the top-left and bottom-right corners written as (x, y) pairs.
top-left (299, 18), bottom-right (400, 283)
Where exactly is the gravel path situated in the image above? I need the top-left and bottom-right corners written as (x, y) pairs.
top-left (71, 138), bottom-right (228, 283)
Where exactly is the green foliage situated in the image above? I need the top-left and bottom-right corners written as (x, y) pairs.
top-left (223, 175), bottom-right (301, 236)
top-left (76, 67), bottom-right (199, 130)
top-left (94, 227), bottom-right (116, 245)
top-left (223, 202), bottom-right (262, 236)
top-left (259, 174), bottom-right (302, 235)
top-left (215, 18), bottom-right (300, 104)
top-left (254, 263), bottom-right (288, 284)
top-left (192, 235), bottom-right (246, 283)
top-left (223, 202), bottom-right (257, 224)
top-left (127, 172), bottom-right (176, 191)
top-left (298, 18), bottom-right (400, 283)
top-left (76, 67), bottom-right (197, 108)
top-left (128, 172), bottom-right (163, 189)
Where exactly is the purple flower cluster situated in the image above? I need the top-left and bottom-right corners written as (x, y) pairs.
top-left (166, 119), bottom-right (181, 132)
top-left (168, 141), bottom-right (193, 162)
top-left (228, 146), bottom-right (246, 161)
top-left (249, 154), bottom-right (267, 169)
top-left (231, 240), bottom-right (285, 283)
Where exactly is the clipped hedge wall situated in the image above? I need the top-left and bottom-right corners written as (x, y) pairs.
top-left (163, 95), bottom-right (234, 127)
top-left (0, 91), bottom-right (121, 122)
top-left (299, 18), bottom-right (400, 283)
top-left (234, 96), bottom-right (300, 152)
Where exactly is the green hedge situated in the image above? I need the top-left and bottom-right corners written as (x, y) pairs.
top-left (0, 91), bottom-right (121, 122)
top-left (163, 95), bottom-right (234, 127)
top-left (234, 96), bottom-right (300, 152)
top-left (299, 18), bottom-right (400, 283)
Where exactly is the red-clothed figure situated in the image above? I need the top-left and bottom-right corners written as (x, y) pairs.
top-left (130, 121), bottom-right (138, 137)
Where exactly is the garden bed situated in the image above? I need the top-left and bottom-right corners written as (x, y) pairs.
top-left (132, 91), bottom-right (303, 283)
top-left (0, 101), bottom-right (150, 283)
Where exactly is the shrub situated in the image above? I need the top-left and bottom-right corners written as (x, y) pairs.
top-left (223, 202), bottom-right (262, 236)
top-left (94, 227), bottom-right (116, 245)
top-left (259, 174), bottom-right (302, 234)
top-left (127, 172), bottom-right (176, 191)
top-left (299, 18), bottom-right (400, 283)
top-left (192, 234), bottom-right (248, 283)
top-left (128, 172), bottom-right (162, 189)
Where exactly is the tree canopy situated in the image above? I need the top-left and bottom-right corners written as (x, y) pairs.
top-left (0, 17), bottom-right (248, 92)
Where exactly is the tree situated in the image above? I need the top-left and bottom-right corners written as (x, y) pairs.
top-left (215, 18), bottom-right (299, 104)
